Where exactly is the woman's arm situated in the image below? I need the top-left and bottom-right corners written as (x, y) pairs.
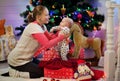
top-left (32, 33), bottom-right (66, 57)
top-left (44, 30), bottom-right (57, 40)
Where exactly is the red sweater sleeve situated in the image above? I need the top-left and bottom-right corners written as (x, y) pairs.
top-left (44, 31), bottom-right (57, 40)
top-left (32, 33), bottom-right (65, 57)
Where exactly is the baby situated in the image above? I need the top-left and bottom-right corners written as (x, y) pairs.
top-left (50, 17), bottom-right (73, 60)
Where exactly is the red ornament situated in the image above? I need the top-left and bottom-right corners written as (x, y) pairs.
top-left (51, 78), bottom-right (55, 81)
top-left (43, 79), bottom-right (47, 81)
top-left (77, 14), bottom-right (82, 19)
top-left (56, 80), bottom-right (60, 81)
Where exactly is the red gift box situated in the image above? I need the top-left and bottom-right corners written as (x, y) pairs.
top-left (44, 67), bottom-right (74, 79)
top-left (38, 48), bottom-right (60, 61)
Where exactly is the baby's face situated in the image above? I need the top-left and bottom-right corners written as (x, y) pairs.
top-left (59, 18), bottom-right (69, 27)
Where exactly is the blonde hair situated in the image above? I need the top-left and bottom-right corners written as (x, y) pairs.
top-left (63, 17), bottom-right (74, 27)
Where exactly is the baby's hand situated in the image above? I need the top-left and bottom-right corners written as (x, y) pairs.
top-left (50, 26), bottom-right (61, 33)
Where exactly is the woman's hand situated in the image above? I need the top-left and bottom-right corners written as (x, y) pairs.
top-left (50, 27), bottom-right (55, 33)
top-left (50, 26), bottom-right (61, 33)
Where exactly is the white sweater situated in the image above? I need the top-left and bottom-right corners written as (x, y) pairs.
top-left (7, 23), bottom-right (47, 66)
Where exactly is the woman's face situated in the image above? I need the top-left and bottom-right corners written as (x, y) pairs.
top-left (38, 8), bottom-right (50, 25)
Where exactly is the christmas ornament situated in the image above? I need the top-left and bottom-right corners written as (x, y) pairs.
top-left (52, 5), bottom-right (55, 9)
top-left (93, 26), bottom-right (97, 31)
top-left (51, 78), bottom-right (55, 81)
top-left (61, 4), bottom-right (66, 15)
top-left (77, 13), bottom-right (82, 19)
top-left (86, 10), bottom-right (94, 17)
top-left (77, 13), bottom-right (82, 24)
top-left (43, 79), bottom-right (47, 81)
top-left (56, 80), bottom-right (60, 81)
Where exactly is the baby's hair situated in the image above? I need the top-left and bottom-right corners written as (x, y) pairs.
top-left (63, 17), bottom-right (74, 27)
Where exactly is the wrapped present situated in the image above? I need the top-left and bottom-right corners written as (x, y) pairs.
top-left (43, 59), bottom-right (87, 79)
top-left (44, 67), bottom-right (74, 79)
top-left (42, 59), bottom-right (78, 79)
top-left (37, 48), bottom-right (60, 61)
top-left (92, 68), bottom-right (104, 80)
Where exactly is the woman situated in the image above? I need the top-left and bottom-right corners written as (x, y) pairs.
top-left (7, 5), bottom-right (68, 78)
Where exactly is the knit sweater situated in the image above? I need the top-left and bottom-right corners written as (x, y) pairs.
top-left (7, 23), bottom-right (47, 66)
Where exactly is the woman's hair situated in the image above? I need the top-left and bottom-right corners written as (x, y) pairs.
top-left (27, 5), bottom-right (47, 23)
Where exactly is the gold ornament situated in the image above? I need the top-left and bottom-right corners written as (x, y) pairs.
top-left (86, 10), bottom-right (94, 17)
top-left (61, 4), bottom-right (66, 15)
top-left (93, 26), bottom-right (97, 31)
top-left (52, 5), bottom-right (55, 9)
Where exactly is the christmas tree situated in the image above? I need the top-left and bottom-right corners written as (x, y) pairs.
top-left (15, 0), bottom-right (104, 36)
